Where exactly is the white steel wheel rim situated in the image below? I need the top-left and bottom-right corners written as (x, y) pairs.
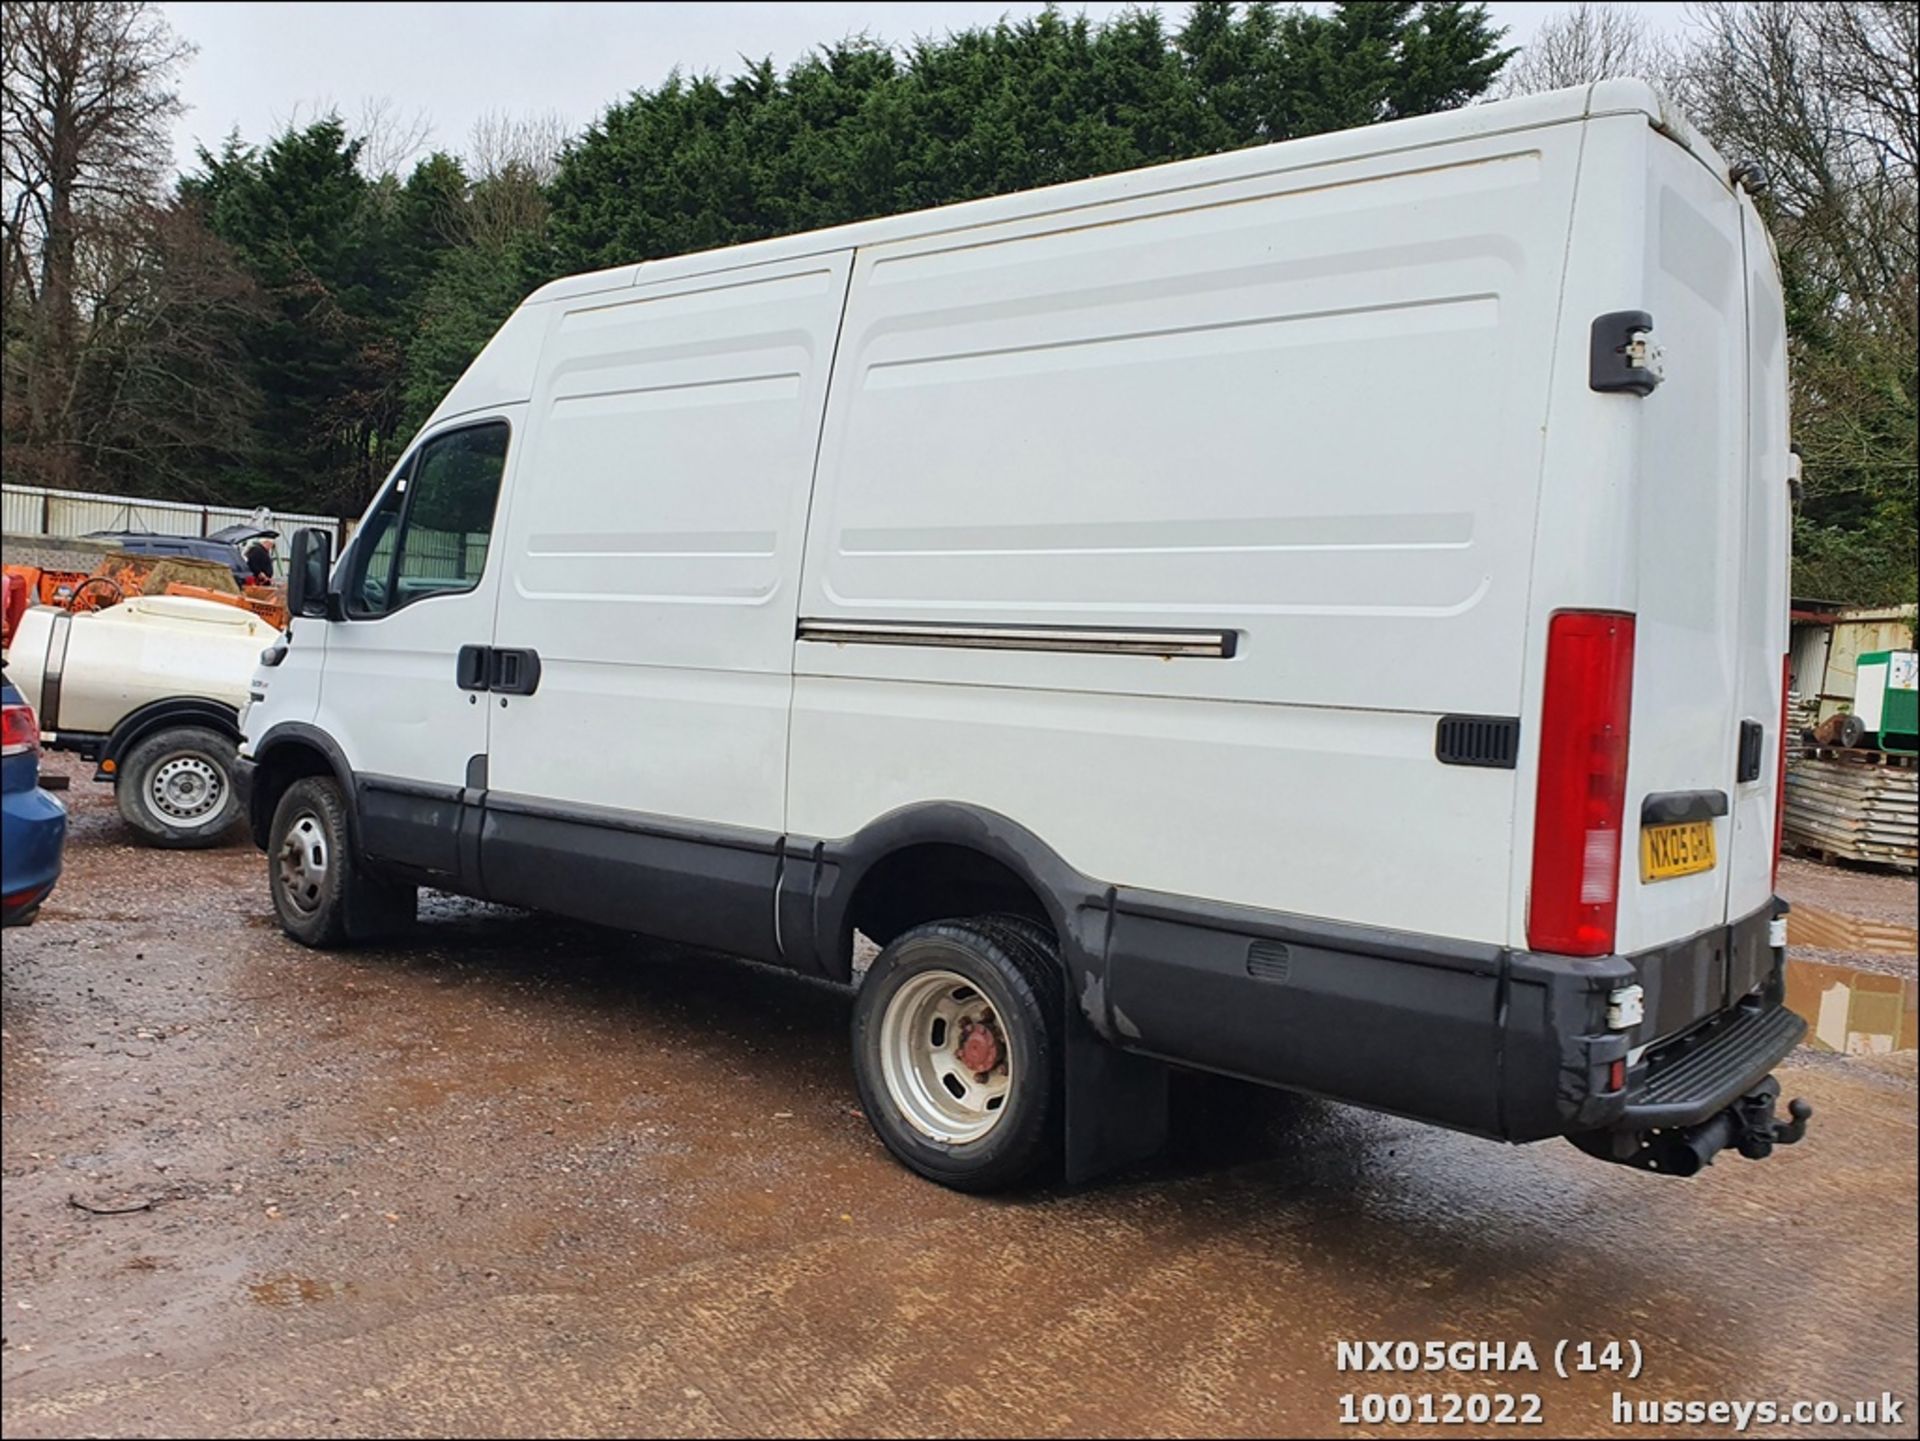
top-left (149, 752), bottom-right (225, 827)
top-left (277, 812), bottom-right (329, 915)
top-left (879, 968), bottom-right (1015, 1144)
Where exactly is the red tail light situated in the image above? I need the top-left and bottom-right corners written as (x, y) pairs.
top-left (1772, 654), bottom-right (1789, 893)
top-left (1, 700), bottom-right (41, 758)
top-left (1529, 611), bottom-right (1636, 957)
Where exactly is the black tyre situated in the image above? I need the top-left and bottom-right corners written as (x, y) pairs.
top-left (267, 775), bottom-right (415, 947)
top-left (115, 725), bottom-right (242, 848)
top-left (852, 917), bottom-right (1064, 1192)
top-left (1836, 713), bottom-right (1868, 749)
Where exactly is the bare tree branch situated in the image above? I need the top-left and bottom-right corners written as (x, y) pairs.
top-left (1499, 2), bottom-right (1680, 97)
top-left (2, 0), bottom-right (193, 482)
top-left (355, 95), bottom-right (434, 178)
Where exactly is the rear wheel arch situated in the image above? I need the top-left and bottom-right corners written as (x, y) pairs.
top-left (822, 803), bottom-right (1098, 987)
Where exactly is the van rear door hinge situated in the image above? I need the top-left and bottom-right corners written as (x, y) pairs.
top-left (1590, 310), bottom-right (1664, 396)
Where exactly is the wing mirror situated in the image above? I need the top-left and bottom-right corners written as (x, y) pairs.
top-left (286, 527), bottom-right (334, 619)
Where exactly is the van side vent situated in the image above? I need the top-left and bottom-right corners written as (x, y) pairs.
top-left (1246, 941), bottom-right (1291, 982)
top-left (1436, 715), bottom-right (1521, 769)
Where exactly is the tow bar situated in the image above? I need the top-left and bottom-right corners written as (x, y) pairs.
top-left (1577, 1077), bottom-right (1813, 1177)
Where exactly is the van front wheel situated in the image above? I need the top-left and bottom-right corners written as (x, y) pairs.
top-left (268, 776), bottom-right (414, 947)
top-left (852, 918), bottom-right (1064, 1192)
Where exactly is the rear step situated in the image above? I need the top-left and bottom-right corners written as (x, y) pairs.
top-left (1630, 1003), bottom-right (1805, 1127)
top-left (1570, 1002), bottom-right (1811, 1176)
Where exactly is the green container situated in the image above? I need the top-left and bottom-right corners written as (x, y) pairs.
top-left (1854, 649), bottom-right (1918, 752)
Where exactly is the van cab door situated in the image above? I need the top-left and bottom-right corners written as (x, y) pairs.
top-left (314, 411), bottom-right (519, 886)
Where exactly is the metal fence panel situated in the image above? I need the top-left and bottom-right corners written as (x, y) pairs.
top-left (2, 482), bottom-right (349, 547)
top-left (391, 527), bottom-right (489, 582)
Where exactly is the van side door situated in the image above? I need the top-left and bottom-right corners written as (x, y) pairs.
top-left (480, 255), bottom-right (852, 956)
top-left (313, 411), bottom-right (519, 887)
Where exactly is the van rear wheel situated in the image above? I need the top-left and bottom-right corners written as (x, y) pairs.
top-left (852, 917), bottom-right (1064, 1192)
top-left (268, 776), bottom-right (415, 947)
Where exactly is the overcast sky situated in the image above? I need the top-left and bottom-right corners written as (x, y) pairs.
top-left (158, 2), bottom-right (1699, 177)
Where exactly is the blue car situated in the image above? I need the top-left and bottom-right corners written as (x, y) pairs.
top-left (3, 673), bottom-right (66, 925)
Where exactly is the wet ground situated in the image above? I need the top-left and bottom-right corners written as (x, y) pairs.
top-left (3, 754), bottom-right (1915, 1438)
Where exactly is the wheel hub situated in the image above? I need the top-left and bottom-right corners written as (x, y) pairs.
top-left (150, 753), bottom-right (223, 824)
top-left (276, 812), bottom-right (329, 915)
top-left (878, 969), bottom-right (1015, 1144)
top-left (956, 1018), bottom-right (1001, 1077)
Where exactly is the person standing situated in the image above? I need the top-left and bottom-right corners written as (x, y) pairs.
top-left (244, 536), bottom-right (275, 586)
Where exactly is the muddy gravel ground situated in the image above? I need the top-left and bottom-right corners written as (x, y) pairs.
top-left (3, 752), bottom-right (1916, 1439)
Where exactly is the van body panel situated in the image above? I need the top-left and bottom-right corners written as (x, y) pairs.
top-left (790, 123), bottom-right (1587, 944)
top-left (485, 253), bottom-right (853, 832)
top-left (479, 794), bottom-right (782, 962)
top-left (789, 677), bottom-right (1518, 944)
top-left (422, 306), bottom-right (545, 431)
top-left (510, 83), bottom-right (1664, 313)
top-left (798, 133), bottom-right (1576, 715)
top-left (522, 263), bottom-right (643, 307)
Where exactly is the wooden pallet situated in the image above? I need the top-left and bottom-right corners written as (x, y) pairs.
top-left (1784, 749), bottom-right (1919, 872)
top-left (1796, 745), bottom-right (1917, 768)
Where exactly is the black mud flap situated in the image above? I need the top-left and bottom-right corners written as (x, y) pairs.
top-left (1063, 1005), bottom-right (1169, 1185)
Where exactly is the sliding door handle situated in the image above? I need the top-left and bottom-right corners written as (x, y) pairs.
top-left (490, 648), bottom-right (541, 696)
top-left (456, 644), bottom-right (540, 695)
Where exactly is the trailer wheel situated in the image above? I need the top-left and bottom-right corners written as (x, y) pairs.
top-left (852, 917), bottom-right (1064, 1192)
top-left (267, 775), bottom-right (415, 947)
top-left (115, 725), bottom-right (242, 848)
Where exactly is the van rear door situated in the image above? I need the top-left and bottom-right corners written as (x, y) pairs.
top-left (1725, 193), bottom-right (1792, 926)
top-left (1613, 135), bottom-right (1751, 958)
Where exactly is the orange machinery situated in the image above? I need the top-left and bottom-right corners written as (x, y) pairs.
top-left (3, 553), bottom-right (288, 633)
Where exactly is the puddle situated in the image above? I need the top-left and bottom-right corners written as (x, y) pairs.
top-left (1780, 905), bottom-right (1916, 1054)
top-left (248, 1273), bottom-right (333, 1307)
top-left (1785, 957), bottom-right (1917, 1054)
top-left (1787, 904), bottom-right (1918, 956)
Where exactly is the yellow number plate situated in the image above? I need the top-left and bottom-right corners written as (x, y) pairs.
top-left (1641, 820), bottom-right (1717, 882)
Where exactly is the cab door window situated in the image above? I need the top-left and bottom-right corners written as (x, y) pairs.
top-left (347, 421), bottom-right (509, 617)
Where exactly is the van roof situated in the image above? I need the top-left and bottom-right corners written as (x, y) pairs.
top-left (525, 79), bottom-right (1726, 308)
top-left (424, 80), bottom-right (1731, 433)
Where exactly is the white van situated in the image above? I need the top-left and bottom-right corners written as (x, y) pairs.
top-left (241, 81), bottom-right (1811, 1190)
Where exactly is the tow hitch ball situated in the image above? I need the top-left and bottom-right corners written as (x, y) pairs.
top-left (1724, 1078), bottom-right (1812, 1161)
top-left (1648, 1078), bottom-right (1812, 1176)
top-left (1587, 1077), bottom-right (1813, 1177)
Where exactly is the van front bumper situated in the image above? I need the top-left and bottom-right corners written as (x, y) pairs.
top-left (1099, 892), bottom-right (1797, 1147)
